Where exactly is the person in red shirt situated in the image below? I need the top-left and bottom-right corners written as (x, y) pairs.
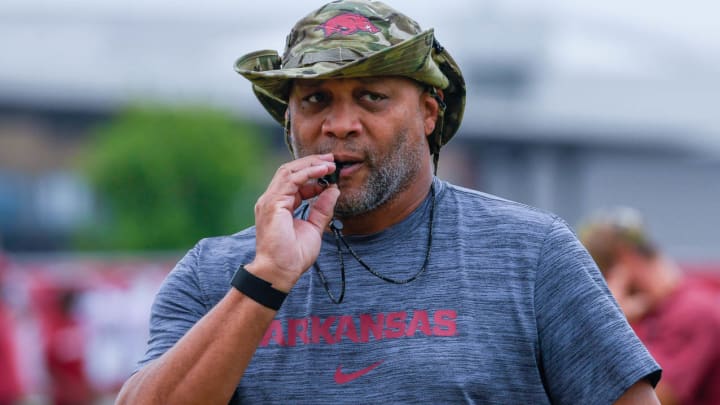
top-left (40, 289), bottom-right (94, 405)
top-left (580, 207), bottom-right (720, 405)
top-left (0, 248), bottom-right (23, 405)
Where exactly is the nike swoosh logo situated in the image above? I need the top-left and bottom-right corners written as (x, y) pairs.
top-left (334, 360), bottom-right (384, 384)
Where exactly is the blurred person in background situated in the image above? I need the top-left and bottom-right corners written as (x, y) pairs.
top-left (580, 207), bottom-right (720, 405)
top-left (39, 288), bottom-right (95, 405)
top-left (118, 1), bottom-right (661, 403)
top-left (0, 240), bottom-right (23, 405)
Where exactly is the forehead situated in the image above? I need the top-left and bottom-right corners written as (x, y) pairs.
top-left (291, 76), bottom-right (423, 92)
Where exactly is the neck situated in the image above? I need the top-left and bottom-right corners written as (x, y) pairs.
top-left (336, 175), bottom-right (434, 235)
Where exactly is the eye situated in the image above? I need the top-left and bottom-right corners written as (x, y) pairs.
top-left (360, 91), bottom-right (386, 103)
top-left (303, 92), bottom-right (326, 104)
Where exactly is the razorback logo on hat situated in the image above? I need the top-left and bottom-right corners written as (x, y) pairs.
top-left (317, 13), bottom-right (380, 37)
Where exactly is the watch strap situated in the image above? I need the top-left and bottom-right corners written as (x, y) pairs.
top-left (230, 265), bottom-right (287, 311)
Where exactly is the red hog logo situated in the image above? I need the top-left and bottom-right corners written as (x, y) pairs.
top-left (318, 13), bottom-right (381, 37)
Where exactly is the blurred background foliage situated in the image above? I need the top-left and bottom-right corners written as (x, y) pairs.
top-left (75, 105), bottom-right (270, 251)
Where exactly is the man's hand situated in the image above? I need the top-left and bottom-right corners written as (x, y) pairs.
top-left (246, 154), bottom-right (339, 292)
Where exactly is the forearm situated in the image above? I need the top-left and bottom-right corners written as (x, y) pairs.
top-left (116, 288), bottom-right (277, 405)
top-left (117, 155), bottom-right (338, 404)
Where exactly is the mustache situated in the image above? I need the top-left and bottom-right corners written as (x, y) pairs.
top-left (307, 142), bottom-right (367, 159)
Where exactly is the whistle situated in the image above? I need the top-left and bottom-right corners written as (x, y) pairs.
top-left (318, 162), bottom-right (344, 187)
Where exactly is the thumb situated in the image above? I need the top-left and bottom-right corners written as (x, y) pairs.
top-left (306, 186), bottom-right (340, 232)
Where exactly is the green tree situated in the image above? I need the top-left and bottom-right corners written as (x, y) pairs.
top-left (77, 105), bottom-right (271, 251)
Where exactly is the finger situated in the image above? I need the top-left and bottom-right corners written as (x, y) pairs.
top-left (273, 163), bottom-right (335, 200)
top-left (268, 157), bottom-right (335, 193)
top-left (276, 154), bottom-right (334, 179)
top-left (305, 186), bottom-right (340, 232)
top-left (288, 181), bottom-right (327, 210)
top-left (297, 179), bottom-right (332, 200)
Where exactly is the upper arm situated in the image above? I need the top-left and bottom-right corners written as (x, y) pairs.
top-left (614, 380), bottom-right (660, 405)
top-left (136, 243), bottom-right (208, 371)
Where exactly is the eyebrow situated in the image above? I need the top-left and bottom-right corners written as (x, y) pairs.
top-left (293, 77), bottom-right (387, 90)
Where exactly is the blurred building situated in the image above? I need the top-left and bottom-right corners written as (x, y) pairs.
top-left (0, 107), bottom-right (104, 251)
top-left (1, 0), bottom-right (719, 263)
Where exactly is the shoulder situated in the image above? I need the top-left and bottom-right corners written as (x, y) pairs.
top-left (193, 227), bottom-right (258, 267)
top-left (162, 227), bottom-right (259, 307)
top-left (439, 180), bottom-right (563, 240)
top-left (432, 180), bottom-right (578, 279)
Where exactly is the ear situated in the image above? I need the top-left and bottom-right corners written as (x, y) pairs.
top-left (422, 88), bottom-right (444, 136)
top-left (283, 109), bottom-right (296, 157)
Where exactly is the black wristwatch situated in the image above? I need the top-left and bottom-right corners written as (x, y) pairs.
top-left (230, 265), bottom-right (288, 311)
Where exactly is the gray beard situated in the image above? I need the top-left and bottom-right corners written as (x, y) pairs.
top-left (293, 128), bottom-right (426, 218)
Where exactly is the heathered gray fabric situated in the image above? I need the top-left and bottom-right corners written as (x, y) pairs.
top-left (138, 178), bottom-right (660, 404)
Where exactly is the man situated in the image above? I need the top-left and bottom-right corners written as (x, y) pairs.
top-left (580, 207), bottom-right (720, 405)
top-left (117, 1), bottom-right (661, 403)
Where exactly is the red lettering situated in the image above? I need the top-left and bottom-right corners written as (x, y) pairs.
top-left (432, 309), bottom-right (457, 336)
top-left (385, 311), bottom-right (407, 339)
top-left (287, 318), bottom-right (309, 347)
top-left (260, 320), bottom-right (285, 347)
top-left (335, 315), bottom-right (360, 343)
top-left (258, 310), bottom-right (457, 348)
top-left (312, 316), bottom-right (337, 344)
top-left (359, 313), bottom-right (384, 342)
top-left (406, 310), bottom-right (432, 337)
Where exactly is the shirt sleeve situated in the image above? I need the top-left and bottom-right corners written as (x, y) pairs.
top-left (534, 217), bottom-right (661, 404)
top-left (135, 241), bottom-right (210, 372)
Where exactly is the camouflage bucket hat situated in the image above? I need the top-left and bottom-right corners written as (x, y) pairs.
top-left (234, 0), bottom-right (466, 155)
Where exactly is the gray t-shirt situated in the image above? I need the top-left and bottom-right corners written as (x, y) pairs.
top-left (138, 178), bottom-right (660, 404)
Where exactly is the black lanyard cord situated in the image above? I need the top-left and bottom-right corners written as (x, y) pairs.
top-left (312, 184), bottom-right (436, 304)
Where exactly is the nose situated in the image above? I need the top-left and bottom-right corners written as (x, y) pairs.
top-left (321, 99), bottom-right (362, 139)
